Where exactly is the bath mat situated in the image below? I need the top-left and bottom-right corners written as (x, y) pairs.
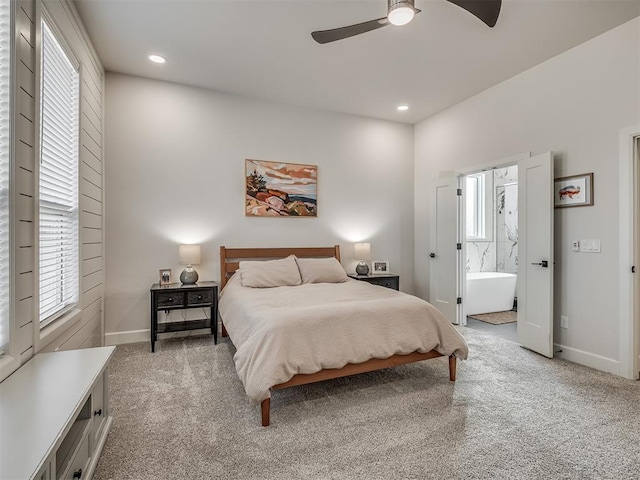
top-left (468, 310), bottom-right (517, 325)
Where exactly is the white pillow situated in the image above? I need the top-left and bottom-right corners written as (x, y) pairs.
top-left (239, 255), bottom-right (302, 288)
top-left (295, 257), bottom-right (348, 284)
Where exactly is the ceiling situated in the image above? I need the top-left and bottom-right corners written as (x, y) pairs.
top-left (74, 0), bottom-right (640, 124)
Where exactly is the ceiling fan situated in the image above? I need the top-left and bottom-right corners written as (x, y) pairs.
top-left (311, 0), bottom-right (502, 44)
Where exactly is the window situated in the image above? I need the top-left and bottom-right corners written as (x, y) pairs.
top-left (39, 20), bottom-right (79, 325)
top-left (466, 174), bottom-right (482, 238)
top-left (0, 0), bottom-right (10, 352)
top-left (466, 172), bottom-right (493, 241)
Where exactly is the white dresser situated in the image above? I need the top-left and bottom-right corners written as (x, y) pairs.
top-left (0, 346), bottom-right (116, 480)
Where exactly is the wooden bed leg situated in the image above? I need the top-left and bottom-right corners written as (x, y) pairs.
top-left (449, 355), bottom-right (457, 381)
top-left (261, 398), bottom-right (270, 427)
top-left (221, 322), bottom-right (228, 337)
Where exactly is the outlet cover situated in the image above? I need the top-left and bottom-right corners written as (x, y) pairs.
top-left (560, 315), bottom-right (569, 329)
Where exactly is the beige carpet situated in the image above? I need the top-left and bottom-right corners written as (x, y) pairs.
top-left (93, 328), bottom-right (640, 479)
top-left (468, 310), bottom-right (517, 325)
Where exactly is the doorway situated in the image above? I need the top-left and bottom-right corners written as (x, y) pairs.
top-left (430, 152), bottom-right (555, 358)
top-left (618, 127), bottom-right (640, 379)
top-left (463, 166), bottom-right (518, 343)
top-left (635, 136), bottom-right (640, 377)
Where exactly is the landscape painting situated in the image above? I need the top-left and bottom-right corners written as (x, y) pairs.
top-left (245, 159), bottom-right (318, 217)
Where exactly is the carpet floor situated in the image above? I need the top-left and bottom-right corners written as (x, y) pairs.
top-left (94, 328), bottom-right (640, 480)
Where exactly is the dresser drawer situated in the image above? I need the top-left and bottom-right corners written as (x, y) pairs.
top-left (157, 292), bottom-right (183, 308)
top-left (92, 373), bottom-right (106, 444)
top-left (187, 289), bottom-right (213, 305)
top-left (60, 430), bottom-right (90, 480)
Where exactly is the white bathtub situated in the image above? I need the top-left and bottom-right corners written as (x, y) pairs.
top-left (466, 272), bottom-right (517, 316)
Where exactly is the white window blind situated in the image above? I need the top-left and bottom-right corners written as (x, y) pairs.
top-left (0, 0), bottom-right (10, 351)
top-left (39, 20), bottom-right (79, 324)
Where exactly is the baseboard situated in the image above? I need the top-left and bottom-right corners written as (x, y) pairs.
top-left (105, 328), bottom-right (215, 346)
top-left (554, 343), bottom-right (620, 376)
top-left (105, 329), bottom-right (149, 345)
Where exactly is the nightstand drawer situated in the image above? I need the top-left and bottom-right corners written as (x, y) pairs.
top-left (187, 290), bottom-right (213, 305)
top-left (157, 292), bottom-right (183, 308)
top-left (348, 274), bottom-right (399, 291)
top-left (372, 278), bottom-right (398, 290)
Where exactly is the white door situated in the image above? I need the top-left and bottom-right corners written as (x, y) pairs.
top-left (429, 175), bottom-right (460, 323)
top-left (517, 152), bottom-right (554, 357)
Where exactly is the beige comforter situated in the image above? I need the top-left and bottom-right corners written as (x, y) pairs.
top-left (219, 275), bottom-right (469, 404)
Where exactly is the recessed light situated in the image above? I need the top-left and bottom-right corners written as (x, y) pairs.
top-left (148, 54), bottom-right (166, 64)
top-left (397, 105), bottom-right (409, 111)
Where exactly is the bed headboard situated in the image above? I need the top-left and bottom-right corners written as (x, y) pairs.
top-left (219, 245), bottom-right (341, 288)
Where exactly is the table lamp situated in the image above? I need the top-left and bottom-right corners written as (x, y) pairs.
top-left (179, 244), bottom-right (201, 285)
top-left (354, 242), bottom-right (371, 275)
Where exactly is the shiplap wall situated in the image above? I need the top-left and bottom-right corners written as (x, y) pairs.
top-left (12, 0), bottom-right (104, 360)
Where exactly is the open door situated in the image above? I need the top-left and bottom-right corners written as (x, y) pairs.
top-left (517, 152), bottom-right (554, 357)
top-left (429, 175), bottom-right (460, 323)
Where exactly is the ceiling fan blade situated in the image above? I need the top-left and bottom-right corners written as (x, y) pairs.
top-left (311, 16), bottom-right (390, 44)
top-left (446, 0), bottom-right (501, 27)
top-left (311, 9), bottom-right (422, 44)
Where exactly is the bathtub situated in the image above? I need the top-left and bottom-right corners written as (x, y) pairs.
top-left (466, 272), bottom-right (517, 316)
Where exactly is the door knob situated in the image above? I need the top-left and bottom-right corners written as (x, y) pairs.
top-left (531, 260), bottom-right (548, 268)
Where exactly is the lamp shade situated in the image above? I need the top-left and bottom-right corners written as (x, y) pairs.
top-left (353, 242), bottom-right (371, 261)
top-left (179, 244), bottom-right (201, 265)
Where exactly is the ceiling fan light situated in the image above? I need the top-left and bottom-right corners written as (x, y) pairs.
top-left (388, 1), bottom-right (415, 26)
top-left (148, 54), bottom-right (166, 64)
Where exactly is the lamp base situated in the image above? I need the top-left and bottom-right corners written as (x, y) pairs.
top-left (355, 262), bottom-right (369, 276)
top-left (180, 266), bottom-right (199, 285)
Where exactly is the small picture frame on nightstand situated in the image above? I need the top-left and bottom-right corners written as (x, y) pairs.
top-left (159, 268), bottom-right (172, 285)
top-left (372, 260), bottom-right (389, 275)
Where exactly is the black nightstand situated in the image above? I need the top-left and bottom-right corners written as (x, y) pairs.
top-left (150, 281), bottom-right (218, 352)
top-left (348, 273), bottom-right (399, 291)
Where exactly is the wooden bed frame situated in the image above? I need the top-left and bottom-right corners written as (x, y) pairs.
top-left (219, 245), bottom-right (457, 426)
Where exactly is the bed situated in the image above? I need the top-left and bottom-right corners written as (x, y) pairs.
top-left (219, 245), bottom-right (468, 426)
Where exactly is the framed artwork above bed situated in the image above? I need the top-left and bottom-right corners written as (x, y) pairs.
top-left (245, 159), bottom-right (317, 217)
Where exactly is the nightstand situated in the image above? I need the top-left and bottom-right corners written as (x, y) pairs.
top-left (348, 273), bottom-right (399, 290)
top-left (150, 281), bottom-right (218, 352)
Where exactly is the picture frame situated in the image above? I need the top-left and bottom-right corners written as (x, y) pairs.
top-left (554, 173), bottom-right (594, 208)
top-left (245, 159), bottom-right (318, 217)
top-left (372, 260), bottom-right (390, 275)
top-left (159, 268), bottom-right (172, 286)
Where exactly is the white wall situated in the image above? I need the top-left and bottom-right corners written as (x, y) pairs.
top-left (104, 73), bottom-right (414, 342)
top-left (415, 18), bottom-right (640, 373)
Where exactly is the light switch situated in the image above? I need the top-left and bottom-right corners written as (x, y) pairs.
top-left (579, 239), bottom-right (601, 253)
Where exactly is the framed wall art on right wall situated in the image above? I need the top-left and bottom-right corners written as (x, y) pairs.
top-left (554, 173), bottom-right (594, 208)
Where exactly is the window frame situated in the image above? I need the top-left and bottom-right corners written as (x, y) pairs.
top-left (0, 0), bottom-right (19, 380)
top-left (35, 7), bottom-right (82, 337)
